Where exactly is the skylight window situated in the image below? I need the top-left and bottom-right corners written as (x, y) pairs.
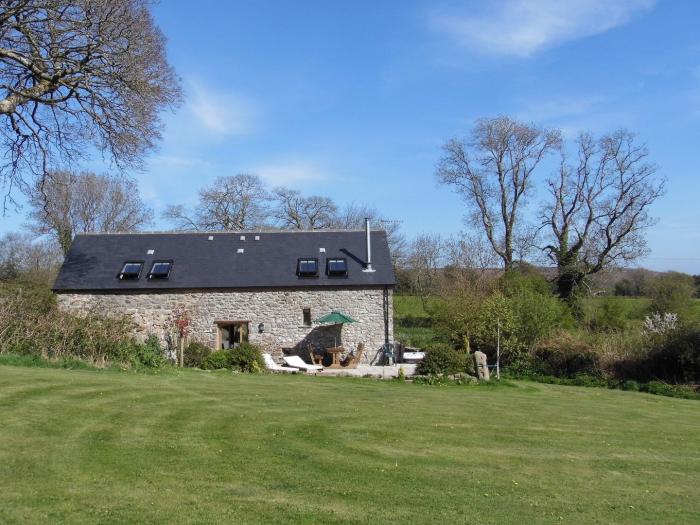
top-left (326, 258), bottom-right (348, 277)
top-left (297, 258), bottom-right (318, 277)
top-left (148, 261), bottom-right (172, 279)
top-left (118, 261), bottom-right (143, 280)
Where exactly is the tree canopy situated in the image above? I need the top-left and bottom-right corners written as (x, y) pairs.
top-left (0, 0), bottom-right (181, 203)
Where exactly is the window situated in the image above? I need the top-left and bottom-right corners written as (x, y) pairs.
top-left (302, 308), bottom-right (312, 326)
top-left (326, 258), bottom-right (348, 277)
top-left (148, 261), bottom-right (172, 279)
top-left (216, 321), bottom-right (249, 349)
top-left (297, 258), bottom-right (318, 277)
top-left (118, 261), bottom-right (143, 280)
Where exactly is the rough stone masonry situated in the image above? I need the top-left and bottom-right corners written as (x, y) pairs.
top-left (57, 286), bottom-right (393, 364)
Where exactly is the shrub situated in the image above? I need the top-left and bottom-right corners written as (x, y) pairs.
top-left (498, 267), bottom-right (552, 296)
top-left (416, 344), bottom-right (470, 376)
top-left (200, 344), bottom-right (264, 372)
top-left (201, 350), bottom-right (232, 370)
top-left (590, 296), bottom-right (628, 332)
top-left (471, 292), bottom-right (523, 362)
top-left (611, 327), bottom-right (700, 384)
top-left (0, 289), bottom-right (141, 365)
top-left (229, 343), bottom-right (264, 373)
top-left (468, 277), bottom-right (565, 366)
top-left (643, 312), bottom-right (678, 335)
top-left (644, 328), bottom-right (700, 384)
top-left (647, 272), bottom-right (695, 317)
top-left (0, 353), bottom-right (96, 370)
top-left (184, 341), bottom-right (210, 368)
top-left (510, 288), bottom-right (565, 346)
top-left (640, 381), bottom-right (699, 400)
top-left (530, 332), bottom-right (600, 378)
top-left (397, 366), bottom-right (406, 381)
top-left (121, 335), bottom-right (168, 368)
top-left (622, 379), bottom-right (640, 392)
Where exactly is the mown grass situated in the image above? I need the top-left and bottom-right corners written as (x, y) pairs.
top-left (1, 366), bottom-right (699, 524)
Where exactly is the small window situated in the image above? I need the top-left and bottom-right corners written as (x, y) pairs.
top-left (148, 261), bottom-right (172, 279)
top-left (118, 261), bottom-right (143, 280)
top-left (297, 258), bottom-right (318, 277)
top-left (302, 308), bottom-right (312, 326)
top-left (326, 258), bottom-right (348, 277)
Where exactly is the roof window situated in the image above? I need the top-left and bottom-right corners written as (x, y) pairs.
top-left (326, 258), bottom-right (348, 277)
top-left (297, 258), bottom-right (319, 277)
top-left (118, 261), bottom-right (143, 280)
top-left (148, 261), bottom-right (172, 279)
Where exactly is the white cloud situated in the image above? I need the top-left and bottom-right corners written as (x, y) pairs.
top-left (431, 0), bottom-right (655, 57)
top-left (187, 80), bottom-right (256, 136)
top-left (255, 162), bottom-right (331, 187)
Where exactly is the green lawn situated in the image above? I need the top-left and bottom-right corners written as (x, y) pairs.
top-left (1, 367), bottom-right (699, 524)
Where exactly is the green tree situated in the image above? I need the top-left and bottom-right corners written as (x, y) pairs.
top-left (648, 272), bottom-right (695, 316)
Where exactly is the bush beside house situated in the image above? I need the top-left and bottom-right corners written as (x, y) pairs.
top-left (201, 344), bottom-right (265, 373)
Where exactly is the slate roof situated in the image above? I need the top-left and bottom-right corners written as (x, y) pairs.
top-left (53, 230), bottom-right (395, 292)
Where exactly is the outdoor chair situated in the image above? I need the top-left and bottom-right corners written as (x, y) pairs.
top-left (342, 343), bottom-right (365, 369)
top-left (263, 353), bottom-right (299, 373)
top-left (307, 344), bottom-right (324, 366)
top-left (283, 355), bottom-right (323, 373)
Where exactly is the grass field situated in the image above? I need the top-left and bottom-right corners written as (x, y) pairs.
top-left (393, 295), bottom-right (439, 347)
top-left (1, 366), bottom-right (699, 524)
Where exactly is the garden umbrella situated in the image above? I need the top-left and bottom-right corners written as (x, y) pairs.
top-left (313, 311), bottom-right (358, 325)
top-left (313, 311), bottom-right (357, 347)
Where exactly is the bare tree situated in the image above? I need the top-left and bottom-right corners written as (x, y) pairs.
top-left (0, 0), bottom-right (182, 204)
top-left (437, 116), bottom-right (560, 271)
top-left (443, 233), bottom-right (499, 273)
top-left (541, 130), bottom-right (665, 300)
top-left (406, 233), bottom-right (444, 310)
top-left (333, 202), bottom-right (379, 230)
top-left (333, 202), bottom-right (407, 267)
top-left (164, 174), bottom-right (270, 231)
top-left (0, 231), bottom-right (62, 281)
top-left (271, 187), bottom-right (337, 230)
top-left (28, 170), bottom-right (154, 254)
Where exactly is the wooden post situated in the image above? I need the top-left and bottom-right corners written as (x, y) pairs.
top-left (179, 336), bottom-right (184, 368)
top-left (496, 318), bottom-right (501, 380)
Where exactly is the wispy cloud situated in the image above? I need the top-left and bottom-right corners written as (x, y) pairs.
top-left (255, 162), bottom-right (331, 187)
top-left (516, 94), bottom-right (607, 123)
top-left (149, 155), bottom-right (213, 169)
top-left (187, 80), bottom-right (257, 136)
top-left (431, 0), bottom-right (655, 57)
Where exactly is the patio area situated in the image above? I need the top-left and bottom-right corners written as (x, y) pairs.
top-left (318, 363), bottom-right (418, 379)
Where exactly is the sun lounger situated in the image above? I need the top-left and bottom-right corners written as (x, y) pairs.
top-left (263, 353), bottom-right (299, 373)
top-left (283, 355), bottom-right (323, 372)
top-left (402, 351), bottom-right (425, 363)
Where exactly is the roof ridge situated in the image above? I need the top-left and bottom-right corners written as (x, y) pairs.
top-left (76, 229), bottom-right (387, 236)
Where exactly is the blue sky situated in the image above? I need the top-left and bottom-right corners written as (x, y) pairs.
top-left (2, 0), bottom-right (700, 273)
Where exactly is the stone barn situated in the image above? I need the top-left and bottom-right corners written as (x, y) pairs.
top-left (53, 227), bottom-right (394, 363)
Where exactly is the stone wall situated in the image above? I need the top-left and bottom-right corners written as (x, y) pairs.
top-left (56, 287), bottom-right (393, 364)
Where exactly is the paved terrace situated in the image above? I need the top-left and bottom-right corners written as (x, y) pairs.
top-left (318, 364), bottom-right (418, 378)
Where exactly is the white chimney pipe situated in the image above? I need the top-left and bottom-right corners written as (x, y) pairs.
top-left (363, 217), bottom-right (375, 272)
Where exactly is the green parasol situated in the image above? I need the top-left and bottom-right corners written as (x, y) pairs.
top-left (313, 311), bottom-right (358, 325)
